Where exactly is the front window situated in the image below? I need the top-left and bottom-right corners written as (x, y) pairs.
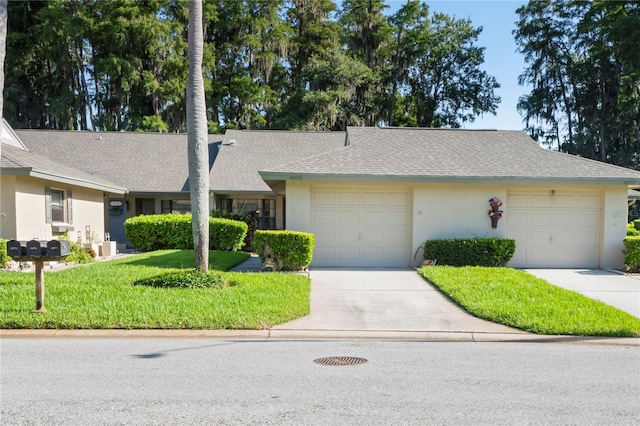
top-left (222, 199), bottom-right (276, 229)
top-left (161, 200), bottom-right (191, 214)
top-left (50, 189), bottom-right (65, 222)
top-left (46, 187), bottom-right (71, 224)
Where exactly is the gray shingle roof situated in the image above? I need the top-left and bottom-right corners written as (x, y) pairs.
top-left (14, 130), bottom-right (222, 193)
top-left (260, 127), bottom-right (640, 184)
top-left (1, 144), bottom-right (126, 193)
top-left (211, 130), bottom-right (347, 193)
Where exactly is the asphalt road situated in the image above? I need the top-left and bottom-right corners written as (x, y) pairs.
top-left (1, 338), bottom-right (639, 425)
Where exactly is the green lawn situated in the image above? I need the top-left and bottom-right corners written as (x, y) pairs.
top-left (0, 250), bottom-right (310, 329)
top-left (419, 266), bottom-right (640, 337)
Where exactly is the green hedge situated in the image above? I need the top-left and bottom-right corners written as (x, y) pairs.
top-left (623, 236), bottom-right (640, 273)
top-left (0, 238), bottom-right (10, 267)
top-left (125, 214), bottom-right (248, 252)
top-left (254, 230), bottom-right (314, 271)
top-left (421, 238), bottom-right (516, 267)
top-left (634, 219), bottom-right (640, 231)
top-left (628, 223), bottom-right (640, 237)
top-left (212, 211), bottom-right (258, 247)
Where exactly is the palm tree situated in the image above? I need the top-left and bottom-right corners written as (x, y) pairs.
top-left (187, 0), bottom-right (209, 273)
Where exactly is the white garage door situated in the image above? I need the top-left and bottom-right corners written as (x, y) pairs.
top-left (311, 187), bottom-right (410, 267)
top-left (506, 191), bottom-right (600, 268)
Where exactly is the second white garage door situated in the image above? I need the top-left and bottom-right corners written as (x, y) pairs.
top-left (506, 191), bottom-right (601, 268)
top-left (311, 187), bottom-right (410, 267)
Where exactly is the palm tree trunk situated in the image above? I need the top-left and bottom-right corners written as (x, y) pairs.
top-left (187, 0), bottom-right (209, 273)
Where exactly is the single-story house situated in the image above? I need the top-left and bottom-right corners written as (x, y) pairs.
top-left (257, 127), bottom-right (640, 269)
top-left (4, 122), bottom-right (640, 269)
top-left (1, 120), bottom-right (126, 243)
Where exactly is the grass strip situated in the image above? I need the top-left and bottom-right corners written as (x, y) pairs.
top-left (418, 266), bottom-right (640, 337)
top-left (0, 250), bottom-right (309, 329)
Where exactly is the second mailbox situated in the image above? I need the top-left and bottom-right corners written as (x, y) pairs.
top-left (26, 240), bottom-right (47, 258)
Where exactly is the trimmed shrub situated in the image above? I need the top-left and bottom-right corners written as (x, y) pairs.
top-left (65, 242), bottom-right (95, 264)
top-left (124, 214), bottom-right (247, 251)
top-left (0, 238), bottom-right (10, 267)
top-left (209, 217), bottom-right (249, 251)
top-left (213, 211), bottom-right (258, 248)
top-left (421, 238), bottom-right (516, 267)
top-left (623, 236), bottom-right (640, 273)
top-left (133, 270), bottom-right (229, 289)
top-left (254, 230), bottom-right (314, 271)
top-left (634, 219), bottom-right (640, 231)
top-left (627, 223), bottom-right (640, 237)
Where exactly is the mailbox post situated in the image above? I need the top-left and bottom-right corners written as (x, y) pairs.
top-left (6, 240), bottom-right (70, 312)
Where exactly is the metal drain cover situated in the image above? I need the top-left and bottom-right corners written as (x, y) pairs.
top-left (313, 356), bottom-right (368, 366)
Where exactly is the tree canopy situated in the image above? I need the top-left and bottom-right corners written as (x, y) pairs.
top-left (4, 0), bottom-right (500, 132)
top-left (515, 0), bottom-right (640, 169)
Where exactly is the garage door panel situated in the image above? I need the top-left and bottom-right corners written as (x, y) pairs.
top-left (362, 191), bottom-right (385, 206)
top-left (337, 191), bottom-right (360, 206)
top-left (337, 228), bottom-right (360, 246)
top-left (361, 247), bottom-right (384, 261)
top-left (313, 209), bottom-right (335, 224)
top-left (362, 230), bottom-right (384, 246)
top-left (530, 231), bottom-right (551, 244)
top-left (553, 212), bottom-right (574, 226)
top-left (507, 192), bottom-right (600, 268)
top-left (385, 227), bottom-right (408, 245)
top-left (313, 191), bottom-right (335, 205)
top-left (362, 210), bottom-right (385, 225)
top-left (338, 210), bottom-right (360, 224)
top-left (578, 195), bottom-right (599, 208)
top-left (385, 247), bottom-right (408, 261)
top-left (337, 247), bottom-right (360, 262)
top-left (553, 195), bottom-right (576, 208)
top-left (387, 192), bottom-right (409, 206)
top-left (507, 212), bottom-right (528, 226)
top-left (530, 213), bottom-right (551, 226)
top-left (509, 194), bottom-right (529, 208)
top-left (313, 226), bottom-right (335, 246)
top-left (314, 247), bottom-right (335, 262)
top-left (530, 195), bottom-right (552, 208)
top-left (385, 211), bottom-right (409, 225)
top-left (312, 188), bottom-right (410, 267)
top-left (574, 213), bottom-right (598, 227)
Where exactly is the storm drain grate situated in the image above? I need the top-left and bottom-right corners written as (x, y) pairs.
top-left (313, 356), bottom-right (368, 366)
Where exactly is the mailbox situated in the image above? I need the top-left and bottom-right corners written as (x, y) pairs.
top-left (7, 240), bottom-right (27, 257)
top-left (26, 240), bottom-right (47, 258)
top-left (46, 240), bottom-right (70, 258)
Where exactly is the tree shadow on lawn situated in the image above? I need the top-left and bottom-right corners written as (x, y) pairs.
top-left (119, 250), bottom-right (248, 271)
top-left (118, 251), bottom-right (198, 270)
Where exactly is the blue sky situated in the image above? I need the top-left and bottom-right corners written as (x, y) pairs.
top-left (385, 0), bottom-right (529, 130)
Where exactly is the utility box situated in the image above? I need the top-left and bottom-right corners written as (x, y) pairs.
top-left (47, 240), bottom-right (70, 258)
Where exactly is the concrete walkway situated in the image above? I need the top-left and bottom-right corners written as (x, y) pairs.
top-left (525, 269), bottom-right (640, 318)
top-left (272, 268), bottom-right (525, 336)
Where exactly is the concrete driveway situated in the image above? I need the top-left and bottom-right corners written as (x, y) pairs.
top-left (273, 268), bottom-right (524, 335)
top-left (525, 269), bottom-right (640, 318)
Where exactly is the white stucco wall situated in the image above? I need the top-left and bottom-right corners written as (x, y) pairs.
top-left (412, 184), bottom-right (507, 266)
top-left (13, 176), bottom-right (105, 242)
top-left (284, 181), bottom-right (312, 232)
top-left (0, 175), bottom-right (17, 239)
top-left (602, 186), bottom-right (629, 269)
